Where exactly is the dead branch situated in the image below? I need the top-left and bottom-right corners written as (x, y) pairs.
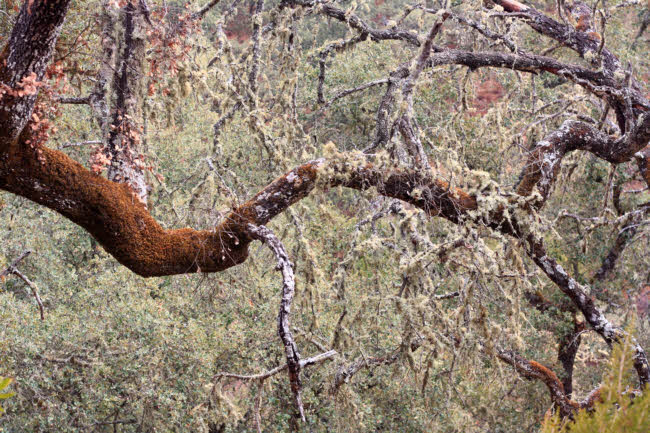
top-left (317, 35), bottom-right (366, 104)
top-left (214, 350), bottom-right (337, 382)
top-left (285, 0), bottom-right (420, 47)
top-left (246, 224), bottom-right (305, 421)
top-left (193, 0), bottom-right (222, 20)
top-left (59, 140), bottom-right (102, 150)
top-left (0, 250), bottom-right (32, 278)
top-left (1, 250), bottom-right (44, 320)
top-left (333, 337), bottom-right (424, 392)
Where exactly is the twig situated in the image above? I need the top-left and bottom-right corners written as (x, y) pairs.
top-left (214, 350), bottom-right (337, 381)
top-left (1, 250), bottom-right (44, 320)
top-left (59, 140), bottom-right (102, 149)
top-left (11, 268), bottom-right (45, 321)
top-left (193, 0), bottom-right (222, 20)
top-left (0, 250), bottom-right (32, 278)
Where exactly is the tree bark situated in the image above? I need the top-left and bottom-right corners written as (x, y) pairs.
top-left (0, 0), bottom-right (72, 144)
top-left (105, 0), bottom-right (149, 203)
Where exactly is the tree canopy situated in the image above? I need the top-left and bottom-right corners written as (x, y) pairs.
top-left (0, 0), bottom-right (649, 431)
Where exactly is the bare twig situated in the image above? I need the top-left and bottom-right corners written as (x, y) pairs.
top-left (193, 0), bottom-right (222, 20)
top-left (1, 250), bottom-right (44, 320)
top-left (0, 250), bottom-right (32, 278)
top-left (11, 268), bottom-right (45, 321)
top-left (214, 350), bottom-right (337, 382)
top-left (59, 140), bottom-right (102, 150)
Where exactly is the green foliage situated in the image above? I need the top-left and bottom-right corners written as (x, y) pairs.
top-left (1, 0), bottom-right (649, 431)
top-left (541, 339), bottom-right (650, 433)
top-left (0, 376), bottom-right (15, 415)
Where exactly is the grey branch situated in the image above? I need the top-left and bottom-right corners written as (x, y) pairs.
top-left (57, 95), bottom-right (91, 105)
top-left (214, 350), bottom-right (337, 381)
top-left (193, 0), bottom-right (222, 20)
top-left (247, 224), bottom-right (305, 421)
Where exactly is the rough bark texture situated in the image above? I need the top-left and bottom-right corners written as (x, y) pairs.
top-left (88, 2), bottom-right (117, 135)
top-left (497, 349), bottom-right (599, 418)
top-left (557, 319), bottom-right (585, 398)
top-left (516, 120), bottom-right (649, 204)
top-left (0, 0), bottom-right (72, 143)
top-left (493, 0), bottom-right (647, 132)
top-left (2, 0), bottom-right (650, 398)
top-left (105, 0), bottom-right (148, 202)
top-left (247, 224), bottom-right (304, 421)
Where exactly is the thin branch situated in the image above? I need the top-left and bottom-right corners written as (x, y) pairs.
top-left (246, 224), bottom-right (304, 421)
top-left (333, 338), bottom-right (424, 392)
top-left (57, 95), bottom-right (91, 105)
top-left (317, 34), bottom-right (366, 104)
top-left (0, 250), bottom-right (32, 278)
top-left (285, 0), bottom-right (420, 46)
top-left (11, 268), bottom-right (45, 321)
top-left (59, 140), bottom-right (102, 150)
top-left (496, 348), bottom-right (595, 418)
top-left (214, 350), bottom-right (337, 381)
top-left (193, 0), bottom-right (222, 20)
top-left (2, 251), bottom-right (44, 320)
top-left (319, 78), bottom-right (388, 111)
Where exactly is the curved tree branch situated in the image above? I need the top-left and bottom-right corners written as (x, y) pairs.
top-left (497, 348), bottom-right (599, 418)
top-left (285, 0), bottom-right (420, 46)
top-left (246, 224), bottom-right (305, 421)
top-left (516, 119), bottom-right (650, 205)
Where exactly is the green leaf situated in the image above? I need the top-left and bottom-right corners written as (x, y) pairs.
top-left (0, 377), bottom-right (12, 391)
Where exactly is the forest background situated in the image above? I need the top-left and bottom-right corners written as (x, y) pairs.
top-left (0, 0), bottom-right (649, 432)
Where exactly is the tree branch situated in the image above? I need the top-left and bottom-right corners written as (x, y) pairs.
top-left (247, 224), bottom-right (304, 421)
top-left (214, 350), bottom-right (337, 382)
top-left (1, 250), bottom-right (45, 320)
top-left (0, 0), bottom-right (73, 143)
top-left (285, 0), bottom-right (420, 46)
top-left (496, 348), bottom-right (599, 418)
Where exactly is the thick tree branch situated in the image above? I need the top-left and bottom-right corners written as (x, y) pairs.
top-left (492, 0), bottom-right (647, 133)
top-left (636, 147), bottom-right (650, 188)
top-left (1, 0), bottom-right (648, 390)
top-left (493, 0), bottom-right (622, 76)
top-left (557, 318), bottom-right (585, 398)
top-left (429, 49), bottom-right (648, 110)
top-left (0, 0), bottom-right (73, 143)
top-left (525, 235), bottom-right (649, 386)
top-left (497, 348), bottom-right (598, 418)
top-left (516, 120), bottom-right (650, 204)
top-left (105, 1), bottom-right (148, 202)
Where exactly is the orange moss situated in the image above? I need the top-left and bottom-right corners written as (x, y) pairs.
top-left (529, 361), bottom-right (566, 392)
top-left (2, 128), bottom-right (482, 277)
top-left (1, 133), bottom-right (252, 277)
top-left (581, 387), bottom-right (602, 408)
